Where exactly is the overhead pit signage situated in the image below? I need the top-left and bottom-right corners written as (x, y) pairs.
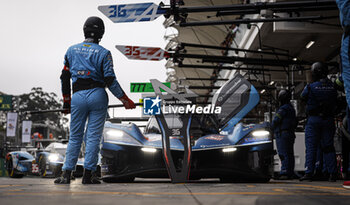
top-left (116, 45), bottom-right (169, 61)
top-left (98, 3), bottom-right (165, 23)
top-left (130, 82), bottom-right (171, 93)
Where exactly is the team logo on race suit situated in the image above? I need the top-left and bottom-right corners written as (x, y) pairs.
top-left (77, 71), bottom-right (91, 76)
top-left (143, 96), bottom-right (161, 115)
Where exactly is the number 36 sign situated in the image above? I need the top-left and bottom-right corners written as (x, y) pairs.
top-left (98, 3), bottom-right (166, 23)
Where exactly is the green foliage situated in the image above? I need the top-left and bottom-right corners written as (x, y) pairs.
top-left (14, 87), bottom-right (66, 128)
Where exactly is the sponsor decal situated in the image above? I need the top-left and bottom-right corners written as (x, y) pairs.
top-left (31, 164), bottom-right (39, 173)
top-left (101, 165), bottom-right (109, 173)
top-left (200, 143), bottom-right (231, 148)
top-left (204, 135), bottom-right (225, 141)
top-left (242, 126), bottom-right (254, 131)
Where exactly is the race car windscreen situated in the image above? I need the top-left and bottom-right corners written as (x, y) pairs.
top-left (144, 115), bottom-right (183, 134)
top-left (44, 143), bottom-right (67, 155)
top-left (144, 116), bottom-right (161, 134)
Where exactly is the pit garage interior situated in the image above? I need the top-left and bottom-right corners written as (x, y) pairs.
top-left (162, 0), bottom-right (344, 176)
top-left (1, 0), bottom-right (350, 205)
top-left (164, 0), bottom-right (342, 118)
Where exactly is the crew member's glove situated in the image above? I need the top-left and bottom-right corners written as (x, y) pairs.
top-left (119, 94), bottom-right (136, 109)
top-left (62, 94), bottom-right (71, 114)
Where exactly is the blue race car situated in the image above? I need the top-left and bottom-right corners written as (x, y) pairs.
top-left (5, 142), bottom-right (85, 178)
top-left (5, 151), bottom-right (35, 178)
top-left (100, 74), bottom-right (274, 182)
top-left (35, 142), bottom-right (85, 178)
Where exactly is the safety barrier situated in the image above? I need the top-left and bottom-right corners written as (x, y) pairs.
top-left (0, 158), bottom-right (8, 177)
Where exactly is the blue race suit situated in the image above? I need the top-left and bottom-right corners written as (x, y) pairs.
top-left (301, 78), bottom-right (337, 175)
top-left (60, 40), bottom-right (124, 171)
top-left (271, 103), bottom-right (296, 176)
top-left (336, 0), bottom-right (350, 108)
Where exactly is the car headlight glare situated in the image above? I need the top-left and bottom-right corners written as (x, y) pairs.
top-left (104, 128), bottom-right (142, 146)
top-left (252, 130), bottom-right (270, 137)
top-left (106, 130), bottom-right (124, 137)
top-left (222, 147), bottom-right (237, 152)
top-left (238, 130), bottom-right (271, 145)
top-left (141, 147), bottom-right (157, 153)
top-left (48, 154), bottom-right (60, 162)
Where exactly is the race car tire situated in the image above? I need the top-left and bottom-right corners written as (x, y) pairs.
top-left (6, 157), bottom-right (24, 178)
top-left (102, 176), bottom-right (135, 183)
top-left (38, 155), bottom-right (47, 177)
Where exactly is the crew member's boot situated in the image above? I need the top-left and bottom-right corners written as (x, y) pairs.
top-left (82, 169), bottom-right (101, 184)
top-left (54, 170), bottom-right (72, 184)
top-left (329, 173), bottom-right (337, 182)
top-left (299, 173), bottom-right (313, 182)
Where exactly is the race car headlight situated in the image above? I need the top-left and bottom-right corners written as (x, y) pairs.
top-left (141, 147), bottom-right (157, 153)
top-left (222, 147), bottom-right (237, 153)
top-left (48, 154), bottom-right (60, 162)
top-left (237, 130), bottom-right (271, 145)
top-left (104, 128), bottom-right (142, 146)
top-left (252, 130), bottom-right (270, 137)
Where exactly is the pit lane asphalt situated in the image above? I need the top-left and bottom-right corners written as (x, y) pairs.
top-left (0, 177), bottom-right (349, 205)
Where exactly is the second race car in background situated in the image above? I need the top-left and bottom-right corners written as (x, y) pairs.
top-left (5, 141), bottom-right (85, 178)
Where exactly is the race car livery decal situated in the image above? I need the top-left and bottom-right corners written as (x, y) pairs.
top-left (32, 163), bottom-right (39, 173)
top-left (204, 135), bottom-right (225, 141)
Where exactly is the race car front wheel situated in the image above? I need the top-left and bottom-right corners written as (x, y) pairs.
top-left (38, 155), bottom-right (47, 177)
top-left (6, 157), bottom-right (23, 178)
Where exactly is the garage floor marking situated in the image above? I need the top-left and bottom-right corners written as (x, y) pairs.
top-left (0, 185), bottom-right (24, 188)
top-left (3, 191), bottom-right (350, 196)
top-left (294, 184), bottom-right (346, 191)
